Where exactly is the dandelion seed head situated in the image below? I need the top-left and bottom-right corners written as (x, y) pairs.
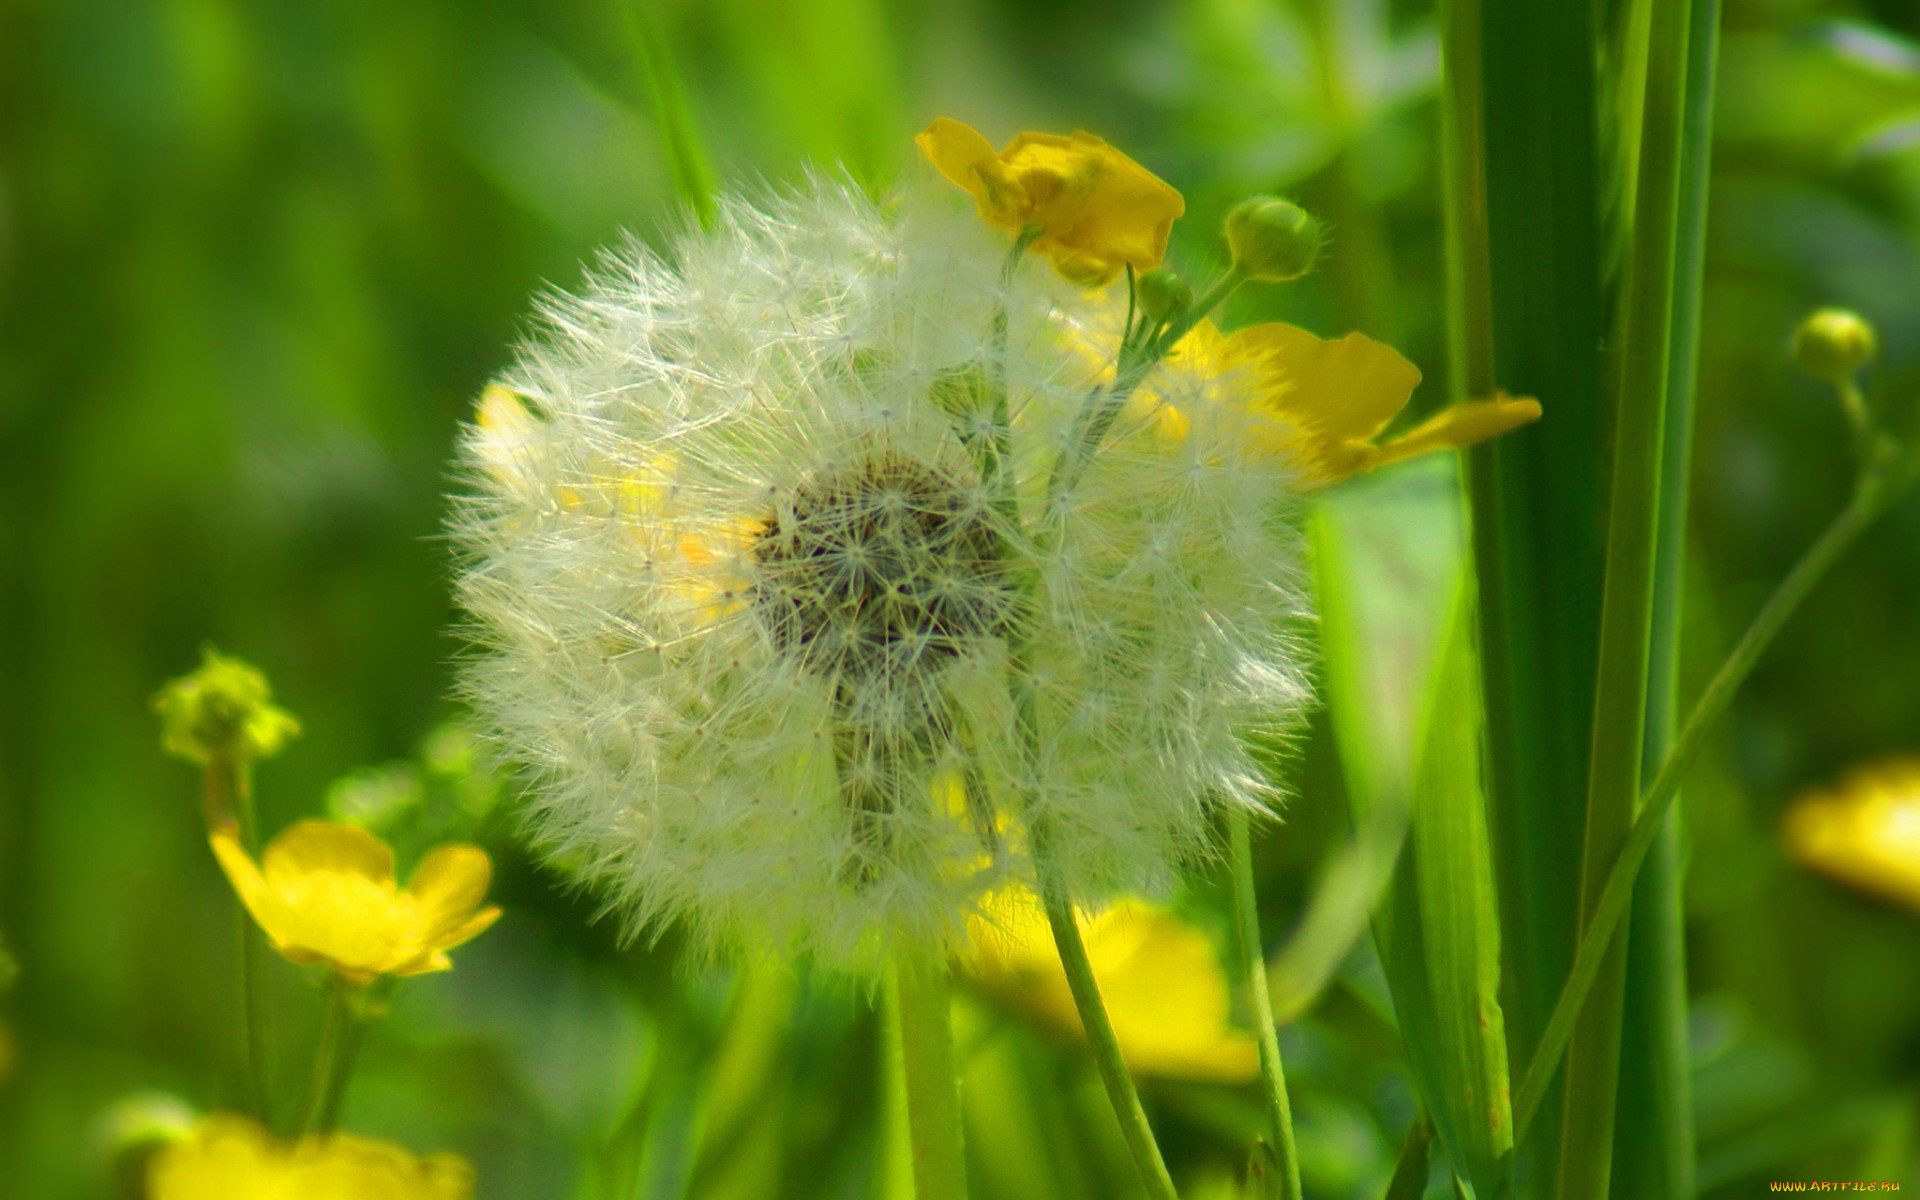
top-left (451, 176), bottom-right (1312, 968)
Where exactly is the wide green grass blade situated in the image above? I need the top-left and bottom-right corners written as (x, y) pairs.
top-left (1448, 0), bottom-right (1611, 1189)
top-left (1313, 465), bottom-right (1513, 1197)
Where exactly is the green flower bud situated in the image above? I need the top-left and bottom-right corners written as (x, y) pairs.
top-left (1225, 196), bottom-right (1323, 282)
top-left (1792, 308), bottom-right (1878, 384)
top-left (153, 647), bottom-right (301, 766)
top-left (1136, 267), bottom-right (1193, 324)
top-left (94, 1092), bottom-right (196, 1198)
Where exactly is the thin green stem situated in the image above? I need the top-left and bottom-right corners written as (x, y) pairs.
top-left (986, 229), bottom-right (1179, 1200)
top-left (1515, 483), bottom-right (1893, 1142)
top-left (209, 752), bottom-right (272, 1124)
top-left (299, 977), bottom-right (360, 1136)
top-left (1031, 823), bottom-right (1180, 1200)
top-left (1047, 265), bottom-right (1246, 503)
top-left (628, 2), bottom-right (717, 228)
top-left (894, 953), bottom-right (967, 1200)
top-left (1226, 808), bottom-right (1301, 1200)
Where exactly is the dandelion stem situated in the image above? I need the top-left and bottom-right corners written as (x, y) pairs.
top-left (1226, 806), bottom-right (1301, 1200)
top-left (991, 227), bottom-right (1179, 1200)
top-left (1031, 820), bottom-right (1181, 1200)
top-left (209, 750), bottom-right (272, 1124)
top-left (299, 977), bottom-right (362, 1136)
top-left (893, 952), bottom-right (968, 1200)
top-left (1513, 477), bottom-right (1901, 1143)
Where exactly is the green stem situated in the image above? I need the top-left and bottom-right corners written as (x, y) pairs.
top-left (1227, 808), bottom-right (1301, 1200)
top-left (209, 751), bottom-right (272, 1124)
top-left (1514, 483), bottom-right (1891, 1143)
top-left (986, 227), bottom-right (1179, 1200)
top-left (627, 2), bottom-right (717, 228)
top-left (1031, 826), bottom-right (1181, 1200)
top-left (300, 977), bottom-right (360, 1136)
top-left (894, 952), bottom-right (967, 1200)
top-left (1047, 265), bottom-right (1246, 503)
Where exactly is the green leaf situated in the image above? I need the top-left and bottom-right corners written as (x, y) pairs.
top-left (1312, 460), bottom-right (1513, 1197)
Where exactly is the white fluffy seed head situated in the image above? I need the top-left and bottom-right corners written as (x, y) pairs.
top-left (450, 176), bottom-right (1314, 969)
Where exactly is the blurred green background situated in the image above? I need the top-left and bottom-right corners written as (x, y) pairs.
top-left (3, 0), bottom-right (1919, 1196)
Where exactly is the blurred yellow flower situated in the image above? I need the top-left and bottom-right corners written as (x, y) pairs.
top-left (212, 820), bottom-right (500, 986)
top-left (1163, 320), bottom-right (1541, 487)
top-left (916, 117), bottom-right (1184, 286)
top-left (968, 885), bottom-right (1259, 1083)
top-left (1785, 757), bottom-right (1920, 914)
top-left (149, 1114), bottom-right (474, 1200)
top-left (154, 648), bottom-right (301, 767)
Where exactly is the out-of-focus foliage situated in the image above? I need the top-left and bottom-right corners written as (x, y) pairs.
top-left (2, 0), bottom-right (1918, 1197)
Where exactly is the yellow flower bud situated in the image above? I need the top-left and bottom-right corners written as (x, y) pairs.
top-left (152, 648), bottom-right (301, 767)
top-left (1136, 267), bottom-right (1193, 324)
top-left (1224, 196), bottom-right (1323, 282)
top-left (1792, 307), bottom-right (1878, 384)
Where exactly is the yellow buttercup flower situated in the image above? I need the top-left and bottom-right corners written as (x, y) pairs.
top-left (968, 884), bottom-right (1259, 1083)
top-left (1159, 319), bottom-right (1541, 486)
top-left (211, 820), bottom-right (500, 986)
top-left (149, 1114), bottom-right (474, 1200)
top-left (1785, 757), bottom-right (1920, 914)
top-left (916, 117), bottom-right (1185, 286)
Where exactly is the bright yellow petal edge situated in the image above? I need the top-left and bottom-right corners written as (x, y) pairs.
top-left (211, 820), bottom-right (501, 985)
top-left (916, 117), bottom-right (1185, 286)
top-left (149, 1114), bottom-right (476, 1200)
top-left (967, 884), bottom-right (1259, 1083)
top-left (1784, 757), bottom-right (1920, 915)
top-left (1162, 319), bottom-right (1541, 486)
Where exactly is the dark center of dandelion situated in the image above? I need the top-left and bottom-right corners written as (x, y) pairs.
top-left (751, 453), bottom-right (1013, 685)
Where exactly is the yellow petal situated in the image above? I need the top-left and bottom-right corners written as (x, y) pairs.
top-left (914, 117), bottom-right (1025, 227)
top-left (262, 820), bottom-right (395, 890)
top-left (405, 845), bottom-right (494, 942)
top-left (1372, 392), bottom-right (1544, 469)
top-left (1081, 902), bottom-right (1260, 1083)
top-left (210, 826), bottom-right (276, 933)
top-left (1002, 130), bottom-right (1184, 274)
top-left (1218, 323), bottom-right (1423, 444)
top-left (1786, 758), bottom-right (1920, 914)
top-left (917, 118), bottom-right (1184, 281)
top-left (148, 1114), bottom-right (281, 1198)
top-left (967, 885), bottom-right (1258, 1081)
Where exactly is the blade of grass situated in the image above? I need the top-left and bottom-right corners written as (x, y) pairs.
top-left (1555, 2), bottom-right (1693, 1196)
top-left (894, 953), bottom-right (967, 1200)
top-left (627, 3), bottom-right (719, 227)
top-left (1611, 4), bottom-right (1718, 1198)
top-left (1512, 480), bottom-right (1894, 1146)
top-left (1314, 482), bottom-right (1513, 1197)
top-left (1448, 0), bottom-right (1610, 1184)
